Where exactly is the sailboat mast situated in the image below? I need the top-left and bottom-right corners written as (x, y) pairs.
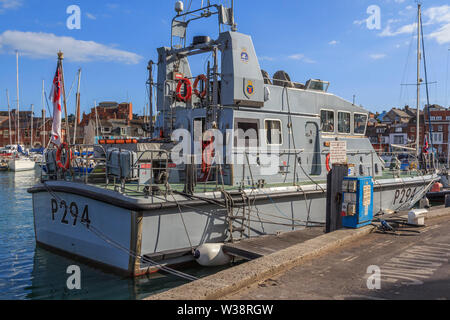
top-left (6, 89), bottom-right (12, 146)
top-left (42, 80), bottom-right (46, 148)
top-left (73, 68), bottom-right (81, 145)
top-left (94, 100), bottom-right (99, 139)
top-left (416, 4), bottom-right (421, 157)
top-left (31, 104), bottom-right (34, 148)
top-left (16, 51), bottom-right (20, 146)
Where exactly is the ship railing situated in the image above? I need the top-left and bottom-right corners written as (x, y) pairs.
top-left (70, 144), bottom-right (108, 184)
top-left (38, 144), bottom-right (107, 182)
top-left (132, 149), bottom-right (170, 194)
top-left (49, 145), bottom-right (439, 196)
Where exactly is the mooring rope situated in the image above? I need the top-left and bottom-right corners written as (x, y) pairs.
top-left (42, 182), bottom-right (198, 282)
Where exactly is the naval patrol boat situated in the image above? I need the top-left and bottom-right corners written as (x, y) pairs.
top-left (28, 1), bottom-right (438, 276)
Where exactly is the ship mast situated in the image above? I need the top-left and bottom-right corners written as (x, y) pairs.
top-left (416, 3), bottom-right (421, 157)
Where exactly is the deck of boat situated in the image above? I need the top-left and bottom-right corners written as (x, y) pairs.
top-left (89, 169), bottom-right (426, 199)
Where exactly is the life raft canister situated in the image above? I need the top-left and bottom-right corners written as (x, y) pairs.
top-left (431, 182), bottom-right (443, 193)
top-left (56, 142), bottom-right (72, 171)
top-left (193, 74), bottom-right (208, 99)
top-left (176, 78), bottom-right (192, 102)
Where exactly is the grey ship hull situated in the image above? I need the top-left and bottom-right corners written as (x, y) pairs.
top-left (29, 174), bottom-right (436, 276)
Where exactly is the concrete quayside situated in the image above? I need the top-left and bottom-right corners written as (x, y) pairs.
top-left (148, 206), bottom-right (450, 300)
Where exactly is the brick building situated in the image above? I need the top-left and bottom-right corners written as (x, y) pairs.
top-left (424, 105), bottom-right (450, 162)
top-left (0, 111), bottom-right (55, 148)
top-left (80, 102), bottom-right (133, 127)
top-left (367, 104), bottom-right (450, 164)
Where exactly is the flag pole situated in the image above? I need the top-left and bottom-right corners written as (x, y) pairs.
top-left (57, 51), bottom-right (71, 144)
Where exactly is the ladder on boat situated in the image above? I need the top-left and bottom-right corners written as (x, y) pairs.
top-left (226, 192), bottom-right (251, 243)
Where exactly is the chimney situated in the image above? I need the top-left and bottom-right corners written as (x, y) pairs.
top-left (128, 102), bottom-right (133, 121)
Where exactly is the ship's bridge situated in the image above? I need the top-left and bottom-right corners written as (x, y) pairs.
top-left (305, 79), bottom-right (330, 92)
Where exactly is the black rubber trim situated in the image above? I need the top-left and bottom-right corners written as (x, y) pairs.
top-left (27, 178), bottom-right (433, 212)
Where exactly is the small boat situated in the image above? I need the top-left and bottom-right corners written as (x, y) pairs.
top-left (0, 160), bottom-right (8, 171)
top-left (9, 157), bottom-right (36, 172)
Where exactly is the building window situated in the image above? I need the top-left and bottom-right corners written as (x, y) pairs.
top-left (120, 127), bottom-right (127, 136)
top-left (354, 113), bottom-right (368, 135)
top-left (430, 116), bottom-right (436, 121)
top-left (102, 127), bottom-right (111, 134)
top-left (320, 110), bottom-right (335, 133)
top-left (432, 133), bottom-right (443, 143)
top-left (395, 127), bottom-right (403, 133)
top-left (264, 120), bottom-right (282, 145)
top-left (438, 126), bottom-right (443, 132)
top-left (338, 112), bottom-right (350, 134)
top-left (393, 135), bottom-right (404, 144)
top-left (410, 127), bottom-right (415, 132)
top-left (376, 128), bottom-right (385, 134)
top-left (436, 116), bottom-right (443, 121)
top-left (3, 130), bottom-right (8, 138)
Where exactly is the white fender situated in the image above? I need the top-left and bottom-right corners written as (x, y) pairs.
top-left (194, 243), bottom-right (231, 267)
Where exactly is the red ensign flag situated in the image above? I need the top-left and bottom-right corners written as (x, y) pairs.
top-left (50, 64), bottom-right (62, 147)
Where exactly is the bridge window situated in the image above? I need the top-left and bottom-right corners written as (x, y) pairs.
top-left (320, 110), bottom-right (335, 133)
top-left (265, 120), bottom-right (282, 145)
top-left (338, 112), bottom-right (351, 134)
top-left (354, 113), bottom-right (368, 135)
top-left (234, 119), bottom-right (259, 148)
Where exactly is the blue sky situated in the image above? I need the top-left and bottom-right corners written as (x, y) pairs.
top-left (0, 0), bottom-right (450, 117)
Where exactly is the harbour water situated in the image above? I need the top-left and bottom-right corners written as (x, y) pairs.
top-left (0, 170), bottom-right (225, 300)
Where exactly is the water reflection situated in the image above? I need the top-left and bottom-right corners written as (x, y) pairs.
top-left (0, 170), bottom-right (229, 300)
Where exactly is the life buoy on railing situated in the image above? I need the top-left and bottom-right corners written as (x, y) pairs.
top-left (326, 153), bottom-right (332, 172)
top-left (193, 74), bottom-right (208, 99)
top-left (198, 139), bottom-right (214, 182)
top-left (176, 78), bottom-right (192, 102)
top-left (56, 143), bottom-right (72, 171)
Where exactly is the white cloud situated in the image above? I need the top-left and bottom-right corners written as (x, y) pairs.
top-left (378, 5), bottom-right (450, 45)
top-left (0, 30), bottom-right (142, 64)
top-left (288, 53), bottom-right (315, 63)
top-left (353, 19), bottom-right (367, 26)
top-left (428, 23), bottom-right (450, 44)
top-left (258, 56), bottom-right (274, 62)
top-left (423, 5), bottom-right (450, 44)
top-left (0, 0), bottom-right (22, 13)
top-left (86, 13), bottom-right (97, 20)
top-left (379, 22), bottom-right (416, 37)
top-left (328, 40), bottom-right (339, 45)
top-left (370, 53), bottom-right (387, 60)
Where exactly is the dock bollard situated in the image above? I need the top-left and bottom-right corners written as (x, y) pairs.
top-left (445, 194), bottom-right (450, 208)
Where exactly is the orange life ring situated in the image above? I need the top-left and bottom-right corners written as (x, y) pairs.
top-left (193, 74), bottom-right (208, 99)
top-left (56, 143), bottom-right (72, 171)
top-left (176, 78), bottom-right (192, 102)
top-left (326, 153), bottom-right (332, 172)
top-left (199, 139), bottom-right (214, 182)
